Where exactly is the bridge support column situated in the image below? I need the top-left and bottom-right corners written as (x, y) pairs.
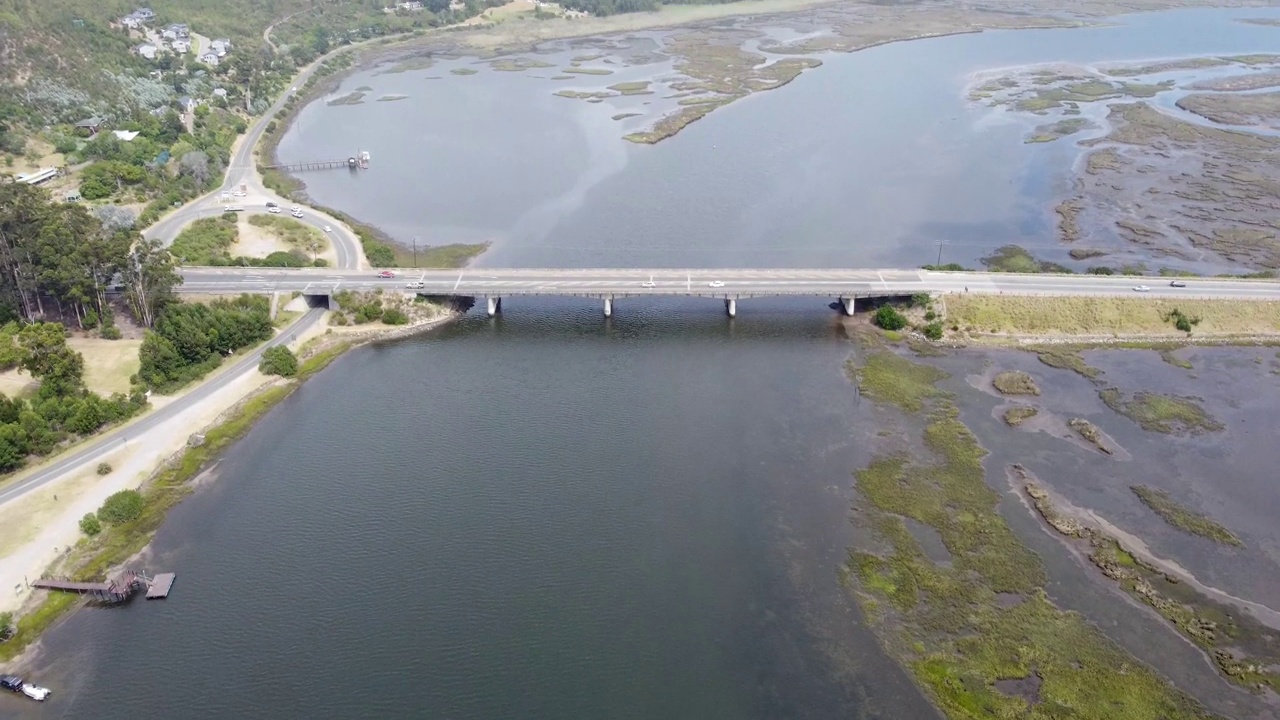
top-left (603, 297), bottom-right (613, 318)
top-left (486, 296), bottom-right (502, 317)
top-left (725, 298), bottom-right (737, 318)
top-left (839, 297), bottom-right (854, 316)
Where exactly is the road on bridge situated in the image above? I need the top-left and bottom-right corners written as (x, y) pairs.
top-left (175, 267), bottom-right (1280, 301)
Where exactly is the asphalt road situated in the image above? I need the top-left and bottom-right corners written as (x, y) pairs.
top-left (142, 54), bottom-right (363, 270)
top-left (175, 267), bottom-right (1280, 300)
top-left (0, 309), bottom-right (325, 507)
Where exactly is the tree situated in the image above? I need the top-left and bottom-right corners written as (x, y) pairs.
top-left (0, 423), bottom-right (27, 472)
top-left (92, 205), bottom-right (137, 235)
top-left (179, 150), bottom-right (211, 186)
top-left (17, 323), bottom-right (84, 397)
top-left (98, 489), bottom-right (144, 524)
top-left (873, 306), bottom-right (908, 331)
top-left (123, 236), bottom-right (180, 328)
top-left (258, 345), bottom-right (297, 377)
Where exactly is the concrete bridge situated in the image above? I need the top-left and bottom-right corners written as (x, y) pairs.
top-left (175, 267), bottom-right (1280, 318)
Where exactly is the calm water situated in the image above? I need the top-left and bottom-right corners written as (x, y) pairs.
top-left (12, 7), bottom-right (1280, 719)
top-left (279, 7), bottom-right (1280, 270)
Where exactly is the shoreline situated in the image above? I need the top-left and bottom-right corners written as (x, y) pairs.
top-left (0, 308), bottom-right (461, 668)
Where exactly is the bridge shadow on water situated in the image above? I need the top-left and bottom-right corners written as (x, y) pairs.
top-left (381, 295), bottom-right (866, 348)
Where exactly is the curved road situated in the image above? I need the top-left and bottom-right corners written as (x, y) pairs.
top-left (143, 48), bottom-right (365, 270)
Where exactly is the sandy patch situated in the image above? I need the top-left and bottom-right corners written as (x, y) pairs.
top-left (231, 218), bottom-right (292, 257)
top-left (66, 338), bottom-right (143, 396)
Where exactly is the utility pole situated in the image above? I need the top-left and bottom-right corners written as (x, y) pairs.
top-left (935, 239), bottom-right (946, 267)
top-left (413, 237), bottom-right (418, 268)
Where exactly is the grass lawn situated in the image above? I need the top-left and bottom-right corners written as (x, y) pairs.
top-left (67, 338), bottom-right (143, 396)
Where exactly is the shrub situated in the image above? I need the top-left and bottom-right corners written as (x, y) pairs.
top-left (1087, 266), bottom-right (1114, 275)
top-left (98, 489), bottom-right (144, 524)
top-left (101, 326), bottom-right (123, 340)
top-left (259, 345), bottom-right (298, 378)
top-left (922, 322), bottom-right (944, 340)
top-left (382, 308), bottom-right (409, 325)
top-left (0, 610), bottom-right (12, 639)
top-left (911, 293), bottom-right (931, 308)
top-left (924, 310), bottom-right (937, 321)
top-left (873, 306), bottom-right (908, 331)
top-left (96, 462), bottom-right (112, 475)
top-left (79, 512), bottom-right (102, 536)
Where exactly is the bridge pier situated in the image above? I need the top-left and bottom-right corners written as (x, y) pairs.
top-left (725, 298), bottom-right (737, 318)
top-left (486, 296), bottom-right (502, 317)
top-left (839, 297), bottom-right (855, 316)
top-left (603, 297), bottom-right (613, 318)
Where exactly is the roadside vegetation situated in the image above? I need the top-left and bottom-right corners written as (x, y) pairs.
top-left (258, 346), bottom-right (298, 378)
top-left (328, 290), bottom-right (448, 327)
top-left (944, 294), bottom-right (1280, 337)
top-left (847, 351), bottom-right (1217, 719)
top-left (1131, 486), bottom-right (1242, 546)
top-left (138, 295), bottom-right (274, 392)
top-left (172, 214), bottom-right (324, 267)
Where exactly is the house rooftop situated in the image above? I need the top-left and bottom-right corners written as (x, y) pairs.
top-left (75, 117), bottom-right (103, 128)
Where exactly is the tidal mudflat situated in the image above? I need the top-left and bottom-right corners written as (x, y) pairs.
top-left (846, 338), bottom-right (1280, 719)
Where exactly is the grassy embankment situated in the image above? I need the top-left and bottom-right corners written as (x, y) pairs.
top-left (1023, 478), bottom-right (1280, 693)
top-left (846, 349), bottom-right (1217, 719)
top-left (944, 294), bottom-right (1280, 338)
top-left (0, 341), bottom-right (351, 663)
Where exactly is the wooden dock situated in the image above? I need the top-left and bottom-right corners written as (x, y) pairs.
top-left (266, 150), bottom-right (370, 173)
top-left (32, 570), bottom-right (176, 603)
top-left (146, 573), bottom-right (176, 599)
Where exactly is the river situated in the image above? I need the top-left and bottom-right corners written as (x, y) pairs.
top-left (11, 6), bottom-right (1280, 719)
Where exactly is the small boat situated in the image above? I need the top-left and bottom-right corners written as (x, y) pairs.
top-left (21, 682), bottom-right (51, 701)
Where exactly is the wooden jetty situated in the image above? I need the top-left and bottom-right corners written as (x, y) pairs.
top-left (32, 571), bottom-right (175, 604)
top-left (267, 150), bottom-right (370, 173)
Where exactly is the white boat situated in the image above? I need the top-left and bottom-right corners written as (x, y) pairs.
top-left (21, 683), bottom-right (51, 701)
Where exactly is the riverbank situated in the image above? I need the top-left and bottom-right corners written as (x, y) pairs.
top-left (0, 305), bottom-right (460, 667)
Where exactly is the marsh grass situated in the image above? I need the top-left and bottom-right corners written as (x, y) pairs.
top-left (1003, 405), bottom-right (1037, 426)
top-left (945, 294), bottom-right (1280, 336)
top-left (1099, 389), bottom-right (1224, 434)
top-left (992, 370), bottom-right (1040, 396)
top-left (848, 350), bottom-right (1218, 719)
top-left (1132, 486), bottom-right (1241, 546)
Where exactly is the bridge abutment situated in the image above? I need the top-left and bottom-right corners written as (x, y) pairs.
top-left (725, 298), bottom-right (736, 318)
top-left (486, 296), bottom-right (502, 317)
top-left (840, 297), bottom-right (854, 316)
top-left (603, 297), bottom-right (613, 318)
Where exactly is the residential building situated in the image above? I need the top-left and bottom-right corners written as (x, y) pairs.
top-left (178, 96), bottom-right (197, 113)
top-left (165, 23), bottom-right (189, 38)
top-left (74, 117), bottom-right (103, 136)
top-left (212, 88), bottom-right (228, 98)
top-left (171, 39), bottom-right (190, 53)
top-left (210, 38), bottom-right (232, 56)
top-left (134, 7), bottom-right (156, 20)
top-left (136, 42), bottom-right (157, 60)
top-left (120, 15), bottom-right (143, 29)
top-left (198, 52), bottom-right (220, 67)
top-left (113, 130), bottom-right (140, 142)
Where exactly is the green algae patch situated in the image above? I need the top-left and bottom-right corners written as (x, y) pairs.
top-left (563, 67), bottom-right (614, 75)
top-left (1099, 389), bottom-right (1223, 435)
top-left (847, 352), bottom-right (946, 412)
top-left (1132, 486), bottom-right (1242, 546)
top-left (450, 67), bottom-right (479, 76)
top-left (848, 351), bottom-right (1217, 720)
top-left (1003, 405), bottom-right (1038, 426)
top-left (607, 81), bottom-right (652, 95)
top-left (992, 370), bottom-right (1040, 396)
top-left (490, 57), bottom-right (555, 71)
top-left (1025, 478), bottom-right (1280, 694)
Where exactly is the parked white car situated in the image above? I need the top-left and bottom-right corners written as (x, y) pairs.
top-left (708, 280), bottom-right (725, 288)
top-left (267, 206), bottom-right (281, 214)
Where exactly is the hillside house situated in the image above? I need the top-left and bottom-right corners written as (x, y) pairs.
top-left (171, 39), bottom-right (190, 53)
top-left (136, 42), bottom-right (157, 60)
top-left (178, 96), bottom-right (197, 113)
top-left (113, 130), bottom-right (140, 142)
top-left (210, 38), bottom-right (232, 56)
top-left (198, 52), bottom-right (220, 67)
top-left (74, 117), bottom-right (103, 136)
top-left (120, 14), bottom-right (143, 29)
top-left (134, 7), bottom-right (156, 20)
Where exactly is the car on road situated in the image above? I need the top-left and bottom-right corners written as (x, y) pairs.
top-left (323, 225), bottom-right (332, 232)
top-left (1, 675), bottom-right (23, 692)
top-left (1169, 280), bottom-right (1187, 287)
top-left (378, 271), bottom-right (396, 279)
top-left (1133, 285), bottom-right (1150, 292)
top-left (267, 206), bottom-right (281, 214)
top-left (291, 210), bottom-right (304, 218)
top-left (405, 281), bottom-right (425, 289)
top-left (223, 205), bottom-right (244, 212)
top-left (232, 190), bottom-right (247, 197)
top-left (266, 201), bottom-right (278, 209)
top-left (641, 280), bottom-right (656, 288)
top-left (708, 280), bottom-right (725, 288)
